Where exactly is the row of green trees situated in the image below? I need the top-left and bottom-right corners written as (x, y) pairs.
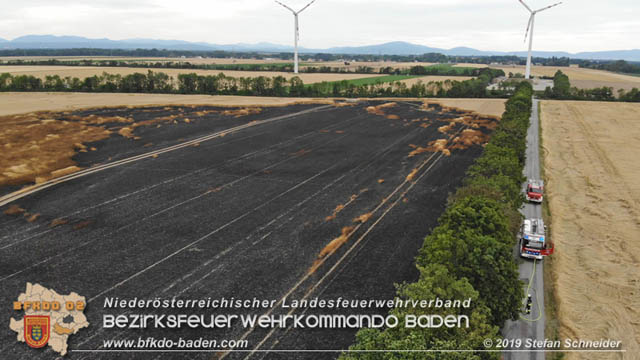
top-left (0, 69), bottom-right (506, 98)
top-left (340, 82), bottom-right (534, 360)
top-left (542, 70), bottom-right (640, 101)
top-left (580, 59), bottom-right (640, 75)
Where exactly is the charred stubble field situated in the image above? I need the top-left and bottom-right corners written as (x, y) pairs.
top-left (0, 101), bottom-right (498, 359)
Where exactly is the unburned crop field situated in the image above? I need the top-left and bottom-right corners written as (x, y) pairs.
top-left (0, 65), bottom-right (383, 84)
top-left (307, 75), bottom-right (422, 87)
top-left (541, 100), bottom-right (640, 358)
top-left (0, 101), bottom-right (499, 358)
top-left (494, 65), bottom-right (640, 94)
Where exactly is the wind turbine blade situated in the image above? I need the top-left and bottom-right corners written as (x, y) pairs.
top-left (274, 0), bottom-right (295, 13)
top-left (535, 2), bottom-right (562, 13)
top-left (517, 0), bottom-right (533, 13)
top-left (524, 15), bottom-right (533, 43)
top-left (297, 0), bottom-right (317, 14)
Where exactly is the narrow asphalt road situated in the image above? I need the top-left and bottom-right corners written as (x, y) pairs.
top-left (503, 98), bottom-right (545, 360)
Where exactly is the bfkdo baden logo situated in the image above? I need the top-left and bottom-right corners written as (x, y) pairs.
top-left (24, 315), bottom-right (50, 348)
top-left (10, 283), bottom-right (90, 356)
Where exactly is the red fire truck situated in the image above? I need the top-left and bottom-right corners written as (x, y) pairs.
top-left (519, 218), bottom-right (554, 260)
top-left (526, 179), bottom-right (544, 203)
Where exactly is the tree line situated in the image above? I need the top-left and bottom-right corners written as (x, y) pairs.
top-left (340, 82), bottom-right (534, 360)
top-left (0, 68), bottom-right (507, 99)
top-left (580, 59), bottom-right (640, 75)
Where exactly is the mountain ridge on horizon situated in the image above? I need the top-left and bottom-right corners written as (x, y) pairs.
top-left (2, 35), bottom-right (639, 62)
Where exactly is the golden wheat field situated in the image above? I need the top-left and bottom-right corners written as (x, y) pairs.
top-left (0, 65), bottom-right (384, 84)
top-left (425, 98), bottom-right (505, 118)
top-left (398, 75), bottom-right (475, 86)
top-left (0, 92), bottom-right (334, 116)
top-left (494, 64), bottom-right (640, 92)
top-left (541, 100), bottom-right (640, 359)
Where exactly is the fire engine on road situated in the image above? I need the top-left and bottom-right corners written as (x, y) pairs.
top-left (526, 179), bottom-right (544, 203)
top-left (519, 218), bottom-right (554, 260)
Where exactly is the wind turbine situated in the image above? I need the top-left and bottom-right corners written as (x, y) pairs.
top-left (518, 0), bottom-right (562, 79)
top-left (274, 0), bottom-right (316, 74)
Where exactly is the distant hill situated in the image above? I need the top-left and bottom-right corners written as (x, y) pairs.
top-left (323, 41), bottom-right (442, 55)
top-left (1, 35), bottom-right (639, 61)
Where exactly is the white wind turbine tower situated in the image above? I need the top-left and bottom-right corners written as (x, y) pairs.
top-left (274, 0), bottom-right (317, 74)
top-left (518, 0), bottom-right (562, 79)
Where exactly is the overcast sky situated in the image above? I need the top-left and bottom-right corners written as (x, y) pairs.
top-left (2, 0), bottom-right (639, 53)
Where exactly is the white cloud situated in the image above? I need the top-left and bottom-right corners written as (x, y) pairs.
top-left (0, 0), bottom-right (638, 52)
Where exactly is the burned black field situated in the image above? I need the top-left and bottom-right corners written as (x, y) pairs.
top-left (0, 100), bottom-right (498, 359)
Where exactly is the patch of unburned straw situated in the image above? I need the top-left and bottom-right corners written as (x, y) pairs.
top-left (325, 199), bottom-right (351, 222)
top-left (325, 190), bottom-right (366, 222)
top-left (406, 168), bottom-right (419, 181)
top-left (408, 146), bottom-right (430, 158)
top-left (450, 129), bottom-right (490, 150)
top-left (366, 102), bottom-right (397, 116)
top-left (73, 114), bottom-right (133, 125)
top-left (50, 166), bottom-right (82, 179)
top-left (410, 129), bottom-right (488, 159)
top-left (3, 204), bottom-right (25, 215)
top-left (0, 111), bottom-right (110, 188)
top-left (222, 107), bottom-right (262, 117)
top-left (333, 101), bottom-right (358, 108)
top-left (438, 122), bottom-right (456, 134)
top-left (309, 226), bottom-right (356, 274)
top-left (73, 220), bottom-right (93, 230)
top-left (408, 112), bottom-right (494, 159)
top-left (49, 218), bottom-right (68, 228)
top-left (353, 212), bottom-right (373, 224)
top-left (428, 139), bottom-right (451, 156)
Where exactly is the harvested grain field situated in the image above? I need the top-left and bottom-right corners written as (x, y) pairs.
top-left (494, 65), bottom-right (640, 93)
top-left (398, 75), bottom-right (474, 86)
top-left (0, 65), bottom-right (383, 84)
top-left (425, 98), bottom-right (505, 118)
top-left (541, 100), bottom-right (640, 359)
top-left (0, 92), bottom-right (334, 116)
